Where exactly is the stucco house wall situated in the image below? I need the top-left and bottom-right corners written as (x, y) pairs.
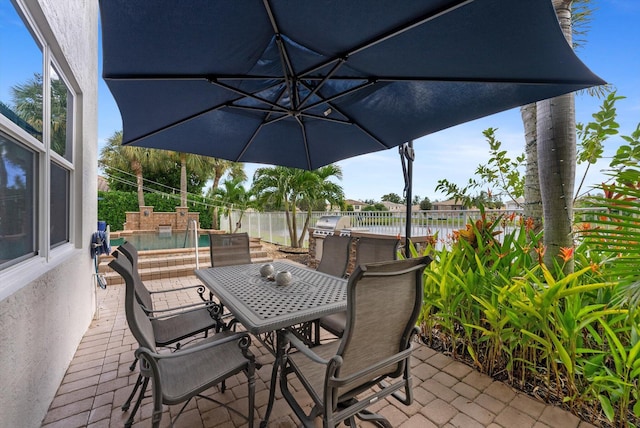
top-left (0, 1), bottom-right (98, 426)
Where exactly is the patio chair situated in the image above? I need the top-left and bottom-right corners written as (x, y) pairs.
top-left (317, 236), bottom-right (400, 339)
top-left (209, 232), bottom-right (252, 267)
top-left (279, 256), bottom-right (431, 428)
top-left (109, 251), bottom-right (257, 428)
top-left (113, 245), bottom-right (222, 425)
top-left (118, 240), bottom-right (215, 308)
top-left (117, 241), bottom-right (222, 343)
top-left (316, 234), bottom-right (352, 278)
top-left (207, 232), bottom-right (253, 329)
top-left (354, 236), bottom-right (400, 266)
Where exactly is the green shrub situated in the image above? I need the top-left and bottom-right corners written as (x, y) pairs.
top-left (417, 208), bottom-right (640, 426)
top-left (97, 191), bottom-right (214, 230)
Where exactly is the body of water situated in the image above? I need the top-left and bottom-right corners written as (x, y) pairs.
top-left (110, 232), bottom-right (208, 251)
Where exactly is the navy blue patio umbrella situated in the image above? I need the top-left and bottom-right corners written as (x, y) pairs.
top-left (99, 0), bottom-right (604, 251)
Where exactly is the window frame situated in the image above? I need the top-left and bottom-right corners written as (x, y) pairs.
top-left (0, 0), bottom-right (79, 298)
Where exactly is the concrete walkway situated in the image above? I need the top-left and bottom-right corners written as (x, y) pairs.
top-left (41, 275), bottom-right (598, 428)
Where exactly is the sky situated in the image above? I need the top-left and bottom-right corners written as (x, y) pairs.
top-left (93, 1), bottom-right (640, 203)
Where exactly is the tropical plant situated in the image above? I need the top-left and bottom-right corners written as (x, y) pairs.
top-left (99, 130), bottom-right (167, 209)
top-left (206, 159), bottom-right (246, 229)
top-left (296, 164), bottom-right (344, 247)
top-left (10, 73), bottom-right (43, 140)
top-left (577, 120), bottom-right (640, 312)
top-left (575, 92), bottom-right (623, 198)
top-left (11, 72), bottom-right (68, 155)
top-left (419, 203), bottom-right (640, 425)
top-left (164, 152), bottom-right (218, 207)
top-left (210, 176), bottom-right (254, 233)
top-left (252, 165), bottom-right (344, 247)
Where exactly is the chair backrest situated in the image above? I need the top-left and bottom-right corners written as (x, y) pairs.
top-left (209, 232), bottom-right (252, 267)
top-left (316, 234), bottom-right (352, 278)
top-left (354, 236), bottom-right (399, 267)
top-left (117, 241), bottom-right (154, 311)
top-left (108, 251), bottom-right (157, 352)
top-left (335, 256), bottom-right (431, 397)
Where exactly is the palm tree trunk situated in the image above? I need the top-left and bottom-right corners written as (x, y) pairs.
top-left (211, 174), bottom-right (222, 229)
top-left (290, 203), bottom-right (299, 248)
top-left (132, 160), bottom-right (145, 209)
top-left (180, 153), bottom-right (187, 207)
top-left (298, 210), bottom-right (312, 247)
top-left (212, 207), bottom-right (220, 230)
top-left (537, 0), bottom-right (575, 271)
top-left (521, 103), bottom-right (543, 234)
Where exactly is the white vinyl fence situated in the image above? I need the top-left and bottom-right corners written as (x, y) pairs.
top-left (223, 209), bottom-right (529, 248)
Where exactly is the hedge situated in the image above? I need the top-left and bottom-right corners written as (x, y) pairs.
top-left (98, 191), bottom-right (213, 231)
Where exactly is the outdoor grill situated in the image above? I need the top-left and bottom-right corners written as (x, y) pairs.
top-left (312, 215), bottom-right (352, 238)
top-left (312, 216), bottom-right (352, 262)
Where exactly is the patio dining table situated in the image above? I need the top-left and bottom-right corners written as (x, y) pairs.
top-left (194, 260), bottom-right (348, 427)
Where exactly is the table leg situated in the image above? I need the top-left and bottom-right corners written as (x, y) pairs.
top-left (261, 330), bottom-right (284, 427)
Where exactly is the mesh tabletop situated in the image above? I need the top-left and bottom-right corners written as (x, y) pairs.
top-left (195, 261), bottom-right (347, 334)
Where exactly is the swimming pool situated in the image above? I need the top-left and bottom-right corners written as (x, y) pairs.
top-left (110, 232), bottom-right (210, 251)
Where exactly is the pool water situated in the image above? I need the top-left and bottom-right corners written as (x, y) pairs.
top-left (110, 233), bottom-right (210, 251)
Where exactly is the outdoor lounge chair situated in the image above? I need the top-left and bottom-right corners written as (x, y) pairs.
top-left (318, 236), bottom-right (400, 339)
top-left (316, 234), bottom-right (352, 278)
top-left (279, 256), bottom-right (431, 427)
top-left (109, 251), bottom-right (257, 428)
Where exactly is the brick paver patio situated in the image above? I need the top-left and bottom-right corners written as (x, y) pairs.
top-left (41, 275), bottom-right (598, 428)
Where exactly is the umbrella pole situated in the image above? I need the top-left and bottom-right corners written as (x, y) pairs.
top-left (400, 141), bottom-right (414, 258)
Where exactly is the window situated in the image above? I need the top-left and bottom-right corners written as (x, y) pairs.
top-left (0, 1), bottom-right (75, 270)
top-left (0, 132), bottom-right (37, 268)
top-left (50, 161), bottom-right (69, 247)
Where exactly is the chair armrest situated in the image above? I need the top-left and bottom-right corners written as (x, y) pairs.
top-left (283, 330), bottom-right (338, 366)
top-left (136, 331), bottom-right (253, 360)
top-left (147, 284), bottom-right (204, 295)
top-left (146, 301), bottom-right (220, 319)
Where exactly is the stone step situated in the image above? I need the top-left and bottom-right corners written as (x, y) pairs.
top-left (100, 240), bottom-right (273, 285)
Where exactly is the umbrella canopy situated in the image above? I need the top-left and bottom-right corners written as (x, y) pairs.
top-left (100, 0), bottom-right (604, 171)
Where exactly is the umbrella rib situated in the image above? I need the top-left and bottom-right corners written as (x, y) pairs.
top-left (300, 81), bottom-right (388, 149)
top-left (298, 0), bottom-right (474, 80)
top-left (295, 116), bottom-right (313, 170)
top-left (235, 85), bottom-right (290, 161)
top-left (235, 122), bottom-right (266, 163)
top-left (297, 80), bottom-right (388, 148)
top-left (264, 0), bottom-right (299, 109)
top-left (297, 58), bottom-right (345, 110)
top-left (298, 112), bottom-right (351, 125)
top-left (106, 73), bottom-right (597, 86)
top-left (122, 102), bottom-right (230, 146)
top-left (303, 79), bottom-right (377, 111)
top-left (208, 78), bottom-right (289, 113)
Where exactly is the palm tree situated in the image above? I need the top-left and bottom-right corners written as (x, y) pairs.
top-left (536, 0), bottom-right (579, 271)
top-left (297, 165), bottom-right (344, 247)
top-left (252, 165), bottom-right (344, 248)
top-left (167, 152), bottom-right (211, 207)
top-left (211, 176), bottom-right (253, 233)
top-left (252, 166), bottom-right (299, 246)
top-left (10, 73), bottom-right (43, 141)
top-left (99, 130), bottom-right (166, 209)
top-left (205, 159), bottom-right (246, 229)
top-left (521, 0), bottom-right (595, 236)
top-left (11, 72), bottom-right (68, 155)
top-left (521, 102), bottom-right (543, 233)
